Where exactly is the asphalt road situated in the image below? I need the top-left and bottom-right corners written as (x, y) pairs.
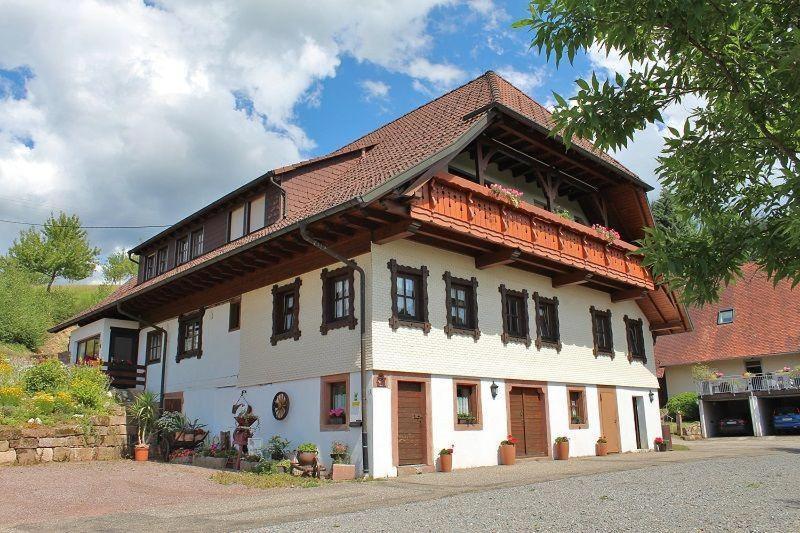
top-left (3, 436), bottom-right (799, 532)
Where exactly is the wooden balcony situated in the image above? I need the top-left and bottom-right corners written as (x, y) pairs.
top-left (409, 173), bottom-right (654, 291)
top-left (101, 361), bottom-right (147, 389)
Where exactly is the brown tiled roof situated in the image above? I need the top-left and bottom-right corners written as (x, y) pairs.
top-left (655, 263), bottom-right (800, 367)
top-left (51, 71), bottom-right (645, 331)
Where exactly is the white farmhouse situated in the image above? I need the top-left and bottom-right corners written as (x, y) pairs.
top-left (52, 71), bottom-right (689, 477)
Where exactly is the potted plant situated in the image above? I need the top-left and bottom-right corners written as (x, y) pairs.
top-left (329, 408), bottom-right (346, 425)
top-left (457, 412), bottom-right (477, 425)
top-left (240, 453), bottom-right (263, 472)
top-left (273, 459), bottom-right (292, 474)
top-left (128, 391), bottom-right (158, 462)
top-left (499, 435), bottom-right (518, 465)
top-left (489, 183), bottom-right (523, 207)
top-left (157, 411), bottom-right (207, 445)
top-left (595, 436), bottom-right (608, 456)
top-left (654, 437), bottom-right (667, 452)
top-left (193, 444), bottom-right (228, 469)
top-left (554, 436), bottom-right (569, 460)
top-left (296, 442), bottom-right (318, 466)
top-left (266, 435), bottom-right (291, 460)
top-left (330, 441), bottom-right (356, 480)
top-left (592, 224), bottom-right (620, 244)
top-left (438, 446), bottom-right (454, 472)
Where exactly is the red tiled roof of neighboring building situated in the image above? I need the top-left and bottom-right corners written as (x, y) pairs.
top-left (655, 263), bottom-right (800, 367)
top-left (51, 71), bottom-right (647, 332)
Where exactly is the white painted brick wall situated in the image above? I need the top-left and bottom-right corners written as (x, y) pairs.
top-left (370, 239), bottom-right (659, 389)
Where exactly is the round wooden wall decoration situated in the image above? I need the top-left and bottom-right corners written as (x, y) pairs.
top-left (272, 392), bottom-right (290, 420)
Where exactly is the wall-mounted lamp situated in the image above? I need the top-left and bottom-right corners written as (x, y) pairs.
top-left (648, 390), bottom-right (655, 403)
top-left (490, 381), bottom-right (499, 399)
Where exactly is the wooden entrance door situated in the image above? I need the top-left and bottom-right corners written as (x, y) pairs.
top-left (598, 386), bottom-right (621, 453)
top-left (397, 381), bottom-right (427, 465)
top-left (509, 387), bottom-right (548, 457)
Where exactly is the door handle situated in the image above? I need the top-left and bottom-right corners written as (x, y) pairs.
top-left (412, 414), bottom-right (422, 420)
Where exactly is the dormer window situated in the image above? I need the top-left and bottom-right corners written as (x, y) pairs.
top-left (717, 308), bottom-right (734, 325)
top-left (144, 253), bottom-right (155, 280)
top-left (176, 236), bottom-right (189, 265)
top-left (191, 229), bottom-right (204, 258)
top-left (157, 247), bottom-right (168, 274)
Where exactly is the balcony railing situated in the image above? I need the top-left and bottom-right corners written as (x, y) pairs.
top-left (697, 373), bottom-right (800, 397)
top-left (101, 361), bottom-right (147, 389)
top-left (410, 174), bottom-right (654, 289)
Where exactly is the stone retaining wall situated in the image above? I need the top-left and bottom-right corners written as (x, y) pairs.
top-left (0, 407), bottom-right (128, 466)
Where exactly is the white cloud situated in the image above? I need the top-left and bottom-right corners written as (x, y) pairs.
top-left (466, 0), bottom-right (509, 30)
top-left (360, 79), bottom-right (391, 101)
top-left (0, 0), bottom-right (460, 266)
top-left (497, 65), bottom-right (546, 94)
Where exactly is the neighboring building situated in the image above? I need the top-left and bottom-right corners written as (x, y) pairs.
top-left (656, 263), bottom-right (800, 437)
top-left (51, 71), bottom-right (689, 477)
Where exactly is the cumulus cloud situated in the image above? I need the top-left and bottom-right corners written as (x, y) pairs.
top-left (0, 0), bottom-right (460, 259)
top-left (360, 79), bottom-right (391, 101)
top-left (497, 65), bottom-right (547, 94)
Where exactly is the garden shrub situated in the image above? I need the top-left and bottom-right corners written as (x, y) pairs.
top-left (32, 392), bottom-right (55, 415)
top-left (69, 363), bottom-right (110, 390)
top-left (666, 392), bottom-right (700, 421)
top-left (0, 385), bottom-right (23, 406)
top-left (69, 376), bottom-right (106, 408)
top-left (0, 265), bottom-right (50, 350)
top-left (53, 391), bottom-right (76, 413)
top-left (23, 359), bottom-right (68, 394)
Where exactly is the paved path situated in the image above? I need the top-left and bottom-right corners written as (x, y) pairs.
top-left (2, 436), bottom-right (799, 532)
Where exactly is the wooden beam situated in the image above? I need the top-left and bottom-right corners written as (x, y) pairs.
top-left (475, 247), bottom-right (521, 269)
top-left (610, 288), bottom-right (647, 302)
top-left (372, 220), bottom-right (422, 245)
top-left (650, 320), bottom-right (684, 332)
top-left (552, 271), bottom-right (593, 288)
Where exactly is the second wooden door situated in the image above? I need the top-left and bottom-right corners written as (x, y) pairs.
top-left (598, 385), bottom-right (621, 453)
top-left (397, 381), bottom-right (427, 465)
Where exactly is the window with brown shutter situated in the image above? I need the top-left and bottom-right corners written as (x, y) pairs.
top-left (145, 330), bottom-right (162, 364)
top-left (271, 278), bottom-right (301, 345)
top-left (442, 271), bottom-right (480, 340)
top-left (177, 309), bottom-right (204, 362)
top-left (387, 259), bottom-right (430, 333)
top-left (533, 292), bottom-right (561, 351)
top-left (320, 266), bottom-right (356, 334)
top-left (590, 306), bottom-right (614, 357)
top-left (499, 284), bottom-right (530, 347)
top-left (624, 315), bottom-right (646, 362)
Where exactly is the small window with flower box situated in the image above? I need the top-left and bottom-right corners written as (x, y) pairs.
top-left (320, 374), bottom-right (349, 431)
top-left (567, 386), bottom-right (588, 429)
top-left (76, 335), bottom-right (101, 364)
top-left (453, 380), bottom-right (482, 430)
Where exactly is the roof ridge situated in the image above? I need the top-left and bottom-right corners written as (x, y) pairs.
top-left (484, 70), bottom-right (502, 103)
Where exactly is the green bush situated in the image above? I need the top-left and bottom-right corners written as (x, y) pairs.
top-left (22, 359), bottom-right (68, 394)
top-left (0, 265), bottom-right (50, 350)
top-left (666, 392), bottom-right (700, 421)
top-left (69, 364), bottom-right (110, 390)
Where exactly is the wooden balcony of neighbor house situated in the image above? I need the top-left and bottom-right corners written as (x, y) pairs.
top-left (101, 361), bottom-right (147, 390)
top-left (409, 173), bottom-right (654, 291)
top-left (697, 373), bottom-right (800, 398)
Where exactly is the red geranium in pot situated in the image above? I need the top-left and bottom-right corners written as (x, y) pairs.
top-left (499, 435), bottom-right (518, 465)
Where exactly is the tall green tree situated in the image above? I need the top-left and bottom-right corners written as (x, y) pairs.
top-left (650, 188), bottom-right (693, 234)
top-left (8, 213), bottom-right (100, 292)
top-left (515, 0), bottom-right (800, 305)
top-left (102, 250), bottom-right (138, 285)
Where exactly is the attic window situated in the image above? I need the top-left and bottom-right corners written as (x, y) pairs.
top-left (717, 309), bottom-right (734, 325)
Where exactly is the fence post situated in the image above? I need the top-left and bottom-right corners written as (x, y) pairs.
top-left (676, 412), bottom-right (683, 437)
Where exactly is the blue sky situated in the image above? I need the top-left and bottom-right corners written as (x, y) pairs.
top-left (0, 1), bottom-right (668, 280)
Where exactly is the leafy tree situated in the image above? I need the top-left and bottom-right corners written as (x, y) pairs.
top-left (102, 250), bottom-right (138, 285)
top-left (515, 0), bottom-right (800, 305)
top-left (650, 188), bottom-right (693, 234)
top-left (8, 213), bottom-right (100, 291)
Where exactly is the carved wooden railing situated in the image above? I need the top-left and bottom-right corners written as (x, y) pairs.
top-left (102, 361), bottom-right (147, 389)
top-left (410, 174), bottom-right (654, 289)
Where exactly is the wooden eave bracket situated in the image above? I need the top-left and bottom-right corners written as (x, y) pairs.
top-left (371, 220), bottom-right (422, 245)
top-left (552, 271), bottom-right (593, 288)
top-left (475, 247), bottom-right (521, 270)
top-left (610, 288), bottom-right (647, 303)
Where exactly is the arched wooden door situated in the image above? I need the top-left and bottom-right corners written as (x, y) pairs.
top-left (509, 386), bottom-right (548, 457)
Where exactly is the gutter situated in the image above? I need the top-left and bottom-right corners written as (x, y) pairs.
top-left (116, 303), bottom-right (168, 412)
top-left (299, 225), bottom-right (369, 477)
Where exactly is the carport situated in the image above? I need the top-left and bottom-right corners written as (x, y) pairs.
top-left (699, 397), bottom-right (754, 438)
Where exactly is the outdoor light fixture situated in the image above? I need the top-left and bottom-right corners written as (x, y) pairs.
top-left (648, 390), bottom-right (655, 403)
top-left (490, 381), bottom-right (499, 399)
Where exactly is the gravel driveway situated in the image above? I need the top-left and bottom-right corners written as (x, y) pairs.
top-left (2, 436), bottom-right (798, 532)
top-left (263, 452), bottom-right (800, 532)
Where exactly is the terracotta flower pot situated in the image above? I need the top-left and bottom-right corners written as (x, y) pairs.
top-left (134, 445), bottom-right (149, 462)
top-left (595, 442), bottom-right (608, 456)
top-left (331, 463), bottom-right (356, 481)
top-left (297, 451), bottom-right (317, 466)
top-left (554, 441), bottom-right (569, 460)
top-left (499, 444), bottom-right (516, 465)
top-left (439, 453), bottom-right (452, 472)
